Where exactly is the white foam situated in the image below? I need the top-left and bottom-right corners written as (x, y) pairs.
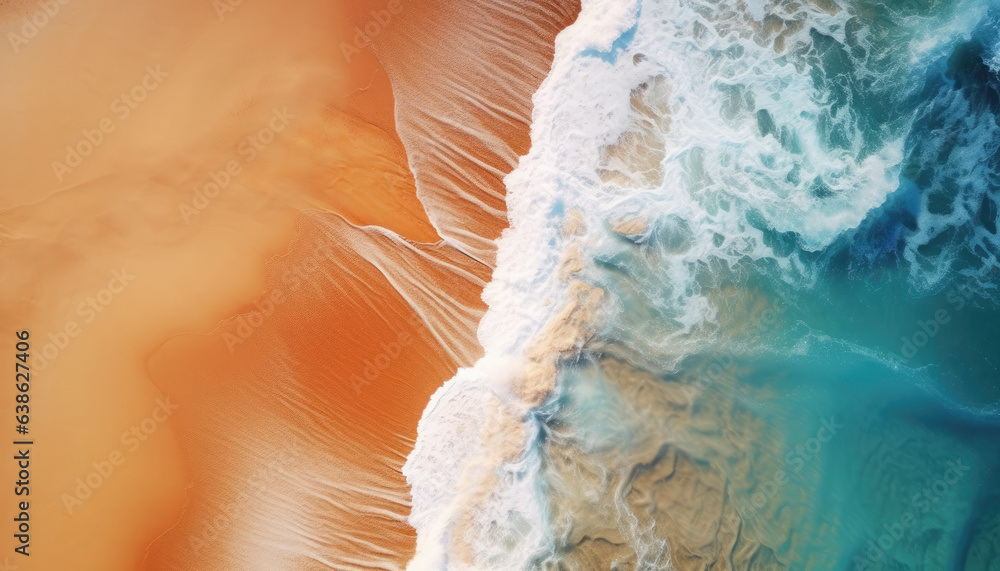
top-left (404, 364), bottom-right (549, 570)
top-left (404, 0), bottom-right (995, 566)
top-left (405, 2), bottom-right (646, 566)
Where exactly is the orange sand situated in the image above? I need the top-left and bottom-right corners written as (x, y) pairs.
top-left (0, 0), bottom-right (578, 568)
top-left (346, 0), bottom-right (581, 265)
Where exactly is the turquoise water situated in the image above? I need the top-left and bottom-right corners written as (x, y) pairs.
top-left (544, 263), bottom-right (999, 567)
top-left (540, 0), bottom-right (1000, 568)
top-left (405, 0), bottom-right (1000, 566)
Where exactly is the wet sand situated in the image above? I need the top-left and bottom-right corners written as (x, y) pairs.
top-left (0, 0), bottom-right (578, 568)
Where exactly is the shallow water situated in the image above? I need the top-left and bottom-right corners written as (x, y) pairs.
top-left (406, 0), bottom-right (1000, 567)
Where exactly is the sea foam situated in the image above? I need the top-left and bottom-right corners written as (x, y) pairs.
top-left (405, 0), bottom-right (1000, 567)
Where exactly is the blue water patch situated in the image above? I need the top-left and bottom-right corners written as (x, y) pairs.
top-left (534, 0), bottom-right (1000, 567)
top-left (548, 199), bottom-right (565, 218)
top-left (578, 2), bottom-right (641, 64)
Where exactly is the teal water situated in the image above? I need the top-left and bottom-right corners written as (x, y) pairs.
top-left (535, 0), bottom-right (1000, 568)
top-left (403, 0), bottom-right (1000, 566)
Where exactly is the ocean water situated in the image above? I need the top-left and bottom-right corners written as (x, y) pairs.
top-left (405, 0), bottom-right (1000, 568)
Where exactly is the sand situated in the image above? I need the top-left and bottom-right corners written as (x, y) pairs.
top-left (543, 357), bottom-right (780, 570)
top-left (0, 0), bottom-right (580, 568)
